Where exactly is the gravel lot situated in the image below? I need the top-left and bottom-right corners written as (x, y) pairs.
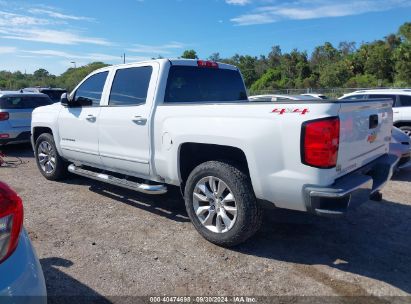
top-left (1, 144), bottom-right (411, 301)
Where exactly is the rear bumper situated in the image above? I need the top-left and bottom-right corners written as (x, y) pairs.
top-left (0, 130), bottom-right (31, 145)
top-left (304, 154), bottom-right (399, 217)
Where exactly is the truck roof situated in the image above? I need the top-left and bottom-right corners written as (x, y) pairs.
top-left (94, 58), bottom-right (239, 73)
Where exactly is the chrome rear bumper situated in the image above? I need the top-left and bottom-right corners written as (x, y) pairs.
top-left (304, 154), bottom-right (399, 217)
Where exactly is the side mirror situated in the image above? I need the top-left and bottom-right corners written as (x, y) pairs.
top-left (60, 93), bottom-right (70, 106)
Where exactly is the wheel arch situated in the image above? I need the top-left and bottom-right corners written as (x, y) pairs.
top-left (394, 121), bottom-right (411, 129)
top-left (32, 126), bottom-right (53, 144)
top-left (178, 142), bottom-right (250, 186)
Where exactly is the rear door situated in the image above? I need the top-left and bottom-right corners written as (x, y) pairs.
top-left (337, 99), bottom-right (393, 176)
top-left (98, 63), bottom-right (158, 177)
top-left (58, 71), bottom-right (109, 166)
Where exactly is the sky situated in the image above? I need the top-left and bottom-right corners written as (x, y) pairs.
top-left (0, 0), bottom-right (410, 75)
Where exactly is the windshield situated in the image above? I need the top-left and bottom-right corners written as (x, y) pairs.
top-left (164, 66), bottom-right (248, 103)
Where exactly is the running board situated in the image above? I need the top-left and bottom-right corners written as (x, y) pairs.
top-left (68, 164), bottom-right (167, 195)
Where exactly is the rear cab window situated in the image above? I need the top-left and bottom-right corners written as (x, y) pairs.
top-left (0, 95), bottom-right (52, 109)
top-left (164, 65), bottom-right (247, 103)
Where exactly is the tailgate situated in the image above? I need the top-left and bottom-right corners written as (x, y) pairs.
top-left (6, 109), bottom-right (32, 128)
top-left (337, 99), bottom-right (392, 176)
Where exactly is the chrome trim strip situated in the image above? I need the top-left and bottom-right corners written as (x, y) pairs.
top-left (61, 147), bottom-right (99, 156)
top-left (99, 153), bottom-right (149, 164)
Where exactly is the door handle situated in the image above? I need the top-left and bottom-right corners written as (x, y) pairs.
top-left (132, 116), bottom-right (147, 124)
top-left (86, 114), bottom-right (96, 122)
top-left (393, 111), bottom-right (399, 114)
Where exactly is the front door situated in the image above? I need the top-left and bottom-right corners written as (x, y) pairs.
top-left (58, 71), bottom-right (109, 166)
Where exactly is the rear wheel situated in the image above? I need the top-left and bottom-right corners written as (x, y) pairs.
top-left (35, 133), bottom-right (68, 180)
top-left (399, 126), bottom-right (411, 138)
top-left (184, 161), bottom-right (262, 247)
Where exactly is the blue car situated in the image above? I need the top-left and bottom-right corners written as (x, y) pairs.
top-left (0, 91), bottom-right (52, 146)
top-left (0, 182), bottom-right (46, 303)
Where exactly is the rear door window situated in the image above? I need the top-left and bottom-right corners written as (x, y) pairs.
top-left (109, 66), bottom-right (152, 106)
top-left (164, 66), bottom-right (247, 103)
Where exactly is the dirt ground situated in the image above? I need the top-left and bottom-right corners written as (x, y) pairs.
top-left (1, 144), bottom-right (411, 302)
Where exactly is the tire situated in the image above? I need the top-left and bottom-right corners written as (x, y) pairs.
top-left (35, 133), bottom-right (68, 180)
top-left (399, 126), bottom-right (411, 138)
top-left (184, 161), bottom-right (262, 247)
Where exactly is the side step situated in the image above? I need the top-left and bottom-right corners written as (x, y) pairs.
top-left (68, 164), bottom-right (167, 195)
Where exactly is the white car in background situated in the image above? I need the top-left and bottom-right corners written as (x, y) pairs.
top-left (249, 94), bottom-right (315, 102)
top-left (301, 93), bottom-right (328, 100)
top-left (339, 89), bottom-right (411, 138)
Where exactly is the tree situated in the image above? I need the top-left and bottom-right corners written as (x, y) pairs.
top-left (394, 43), bottom-right (411, 86)
top-left (338, 41), bottom-right (356, 56)
top-left (235, 55), bottom-right (258, 88)
top-left (181, 50), bottom-right (198, 59)
top-left (385, 34), bottom-right (401, 50)
top-left (208, 53), bottom-right (221, 62)
top-left (398, 22), bottom-right (411, 42)
top-left (345, 74), bottom-right (378, 88)
top-left (319, 60), bottom-right (353, 88)
top-left (362, 41), bottom-right (394, 82)
top-left (1, 22), bottom-right (410, 92)
top-left (268, 45), bottom-right (282, 68)
top-left (250, 68), bottom-right (282, 92)
top-left (56, 62), bottom-right (109, 91)
top-left (311, 42), bottom-right (340, 71)
top-left (33, 68), bottom-right (50, 79)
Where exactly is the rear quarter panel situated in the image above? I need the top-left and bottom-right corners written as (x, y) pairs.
top-left (153, 102), bottom-right (341, 211)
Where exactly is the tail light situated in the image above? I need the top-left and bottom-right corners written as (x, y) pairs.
top-left (197, 60), bottom-right (218, 68)
top-left (0, 182), bottom-right (23, 263)
top-left (301, 117), bottom-right (340, 168)
top-left (0, 112), bottom-right (9, 121)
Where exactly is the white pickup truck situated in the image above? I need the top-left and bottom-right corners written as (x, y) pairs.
top-left (31, 59), bottom-right (398, 246)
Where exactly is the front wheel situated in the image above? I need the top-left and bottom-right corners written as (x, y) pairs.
top-left (35, 133), bottom-right (68, 181)
top-left (184, 161), bottom-right (262, 247)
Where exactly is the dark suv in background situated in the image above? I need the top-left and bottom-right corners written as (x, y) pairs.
top-left (23, 87), bottom-right (67, 103)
